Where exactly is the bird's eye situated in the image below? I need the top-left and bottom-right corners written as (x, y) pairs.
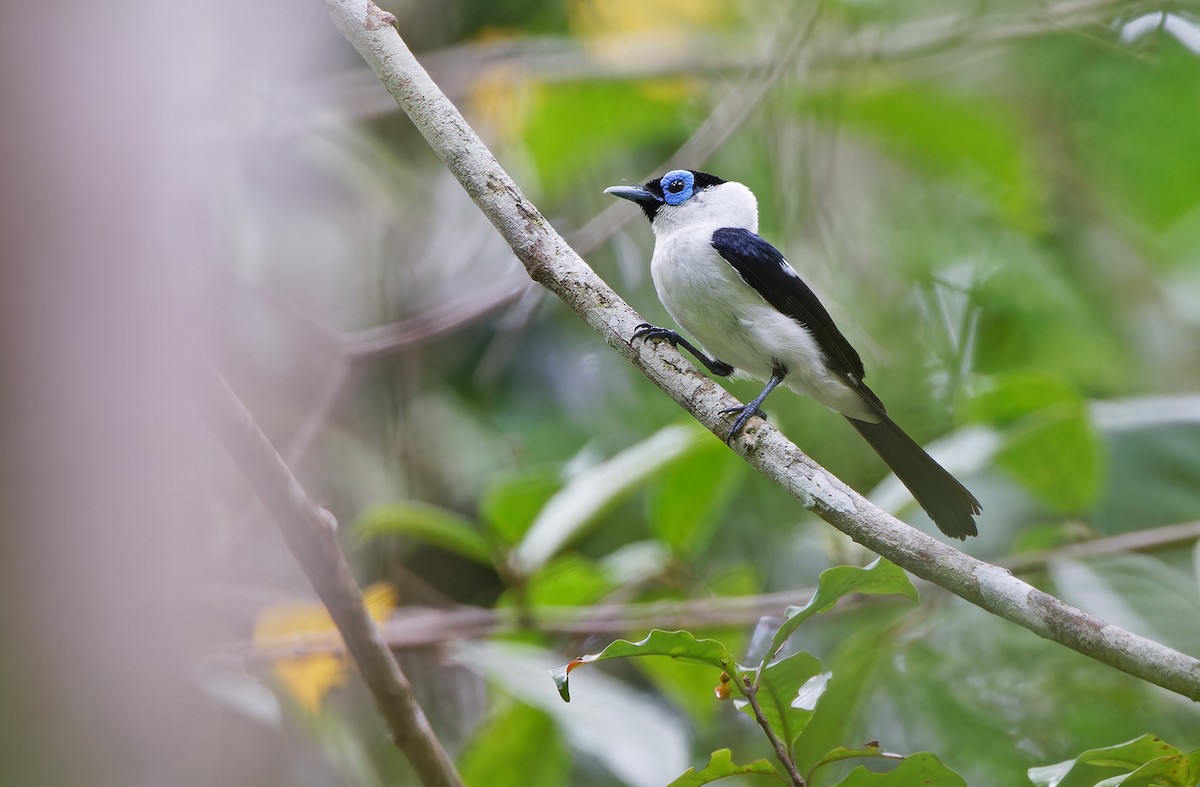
top-left (659, 170), bottom-right (695, 205)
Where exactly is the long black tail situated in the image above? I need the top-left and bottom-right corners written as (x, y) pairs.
top-left (846, 414), bottom-right (981, 539)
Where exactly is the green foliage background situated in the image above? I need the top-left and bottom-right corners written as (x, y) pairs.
top-left (213, 1), bottom-right (1200, 784)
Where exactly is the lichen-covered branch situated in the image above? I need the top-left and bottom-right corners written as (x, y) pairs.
top-left (320, 0), bottom-right (1200, 701)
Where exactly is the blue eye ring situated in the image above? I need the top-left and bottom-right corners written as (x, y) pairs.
top-left (660, 170), bottom-right (695, 206)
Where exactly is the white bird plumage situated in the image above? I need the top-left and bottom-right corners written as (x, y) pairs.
top-left (645, 179), bottom-right (878, 422)
top-left (606, 168), bottom-right (981, 539)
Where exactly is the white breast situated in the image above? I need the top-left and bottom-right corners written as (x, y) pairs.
top-left (647, 182), bottom-right (877, 421)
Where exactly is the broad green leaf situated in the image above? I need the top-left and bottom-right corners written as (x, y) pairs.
top-left (736, 653), bottom-right (824, 748)
top-left (636, 567), bottom-right (757, 725)
top-left (1117, 750), bottom-right (1200, 787)
top-left (525, 81), bottom-right (694, 200)
top-left (513, 424), bottom-right (708, 573)
top-left (996, 405), bottom-right (1103, 513)
top-left (974, 251), bottom-right (1131, 387)
top-left (480, 470), bottom-right (562, 545)
top-left (793, 625), bottom-right (895, 775)
top-left (637, 655), bottom-right (729, 727)
top-left (964, 371), bottom-right (1104, 513)
top-left (600, 540), bottom-right (670, 587)
top-left (458, 703), bottom-right (570, 787)
top-left (830, 752), bottom-right (967, 786)
top-left (665, 749), bottom-right (779, 787)
top-left (552, 629), bottom-right (737, 702)
top-left (966, 372), bottom-right (1082, 426)
top-left (800, 83), bottom-right (1040, 228)
top-left (459, 640), bottom-right (689, 786)
top-left (808, 744), bottom-right (899, 782)
top-left (1091, 401), bottom-right (1200, 531)
top-left (1036, 37), bottom-right (1200, 233)
top-left (647, 439), bottom-right (746, 556)
top-left (1028, 735), bottom-right (1185, 787)
top-left (355, 501), bottom-right (491, 564)
top-left (765, 559), bottom-right (918, 663)
top-left (522, 555), bottom-right (613, 608)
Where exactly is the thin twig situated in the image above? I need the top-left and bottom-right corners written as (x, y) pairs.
top-left (198, 369), bottom-right (464, 787)
top-left (742, 676), bottom-right (807, 787)
top-left (228, 588), bottom-right (818, 659)
top-left (346, 282), bottom-right (529, 360)
top-left (999, 520), bottom-right (1200, 574)
top-left (320, 0), bottom-right (1200, 702)
top-left (283, 355), bottom-right (349, 465)
top-left (228, 516), bottom-right (1200, 659)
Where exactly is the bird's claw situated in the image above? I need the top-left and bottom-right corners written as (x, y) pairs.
top-left (719, 404), bottom-right (768, 442)
top-left (632, 323), bottom-right (678, 345)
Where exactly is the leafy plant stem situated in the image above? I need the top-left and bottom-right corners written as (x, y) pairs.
top-left (742, 674), bottom-right (807, 787)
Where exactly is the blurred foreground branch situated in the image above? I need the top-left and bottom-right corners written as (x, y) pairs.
top-left (321, 1), bottom-right (1200, 701)
top-left (199, 372), bottom-right (464, 787)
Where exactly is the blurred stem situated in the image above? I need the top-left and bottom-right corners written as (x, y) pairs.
top-left (999, 519), bottom-right (1200, 574)
top-left (320, 0), bottom-right (1200, 702)
top-left (199, 370), bottom-right (465, 787)
top-left (232, 516), bottom-right (1200, 658)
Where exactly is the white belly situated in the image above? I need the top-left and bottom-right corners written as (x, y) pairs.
top-left (649, 233), bottom-right (877, 422)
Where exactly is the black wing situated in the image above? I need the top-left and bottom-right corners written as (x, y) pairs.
top-left (711, 227), bottom-right (877, 401)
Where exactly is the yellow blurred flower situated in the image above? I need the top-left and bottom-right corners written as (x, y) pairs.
top-left (253, 583), bottom-right (397, 715)
top-left (569, 0), bottom-right (735, 103)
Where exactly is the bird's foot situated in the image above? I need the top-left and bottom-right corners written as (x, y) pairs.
top-left (632, 322), bottom-right (680, 346)
top-left (633, 323), bottom-right (735, 377)
top-left (719, 403), bottom-right (768, 442)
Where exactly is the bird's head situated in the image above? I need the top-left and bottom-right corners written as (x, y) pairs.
top-left (605, 169), bottom-right (758, 235)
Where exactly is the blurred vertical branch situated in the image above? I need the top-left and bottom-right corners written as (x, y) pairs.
top-left (319, 0), bottom-right (1200, 701)
top-left (199, 371), bottom-right (464, 787)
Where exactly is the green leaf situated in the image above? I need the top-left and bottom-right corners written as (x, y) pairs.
top-left (966, 371), bottom-right (1083, 426)
top-left (552, 629), bottom-right (737, 702)
top-left (665, 749), bottom-right (779, 787)
top-left (1028, 735), bottom-right (1186, 787)
top-left (792, 625), bottom-right (896, 775)
top-left (1091, 402), bottom-right (1200, 531)
top-left (829, 752), bottom-right (967, 786)
top-left (637, 655), bottom-right (728, 727)
top-left (800, 83), bottom-right (1040, 228)
top-left (458, 703), bottom-right (570, 787)
top-left (737, 653), bottom-right (825, 748)
top-left (355, 501), bottom-right (491, 564)
top-left (525, 81), bottom-right (695, 201)
top-left (522, 555), bottom-right (614, 608)
top-left (513, 424), bottom-right (709, 573)
top-left (967, 372), bottom-right (1104, 513)
top-left (1118, 750), bottom-right (1200, 787)
top-left (1039, 37), bottom-right (1200, 233)
top-left (996, 404), bottom-right (1103, 513)
top-left (480, 470), bottom-right (562, 545)
top-left (808, 744), bottom-right (898, 781)
top-left (461, 640), bottom-right (689, 785)
top-left (765, 559), bottom-right (918, 663)
top-left (647, 439), bottom-right (745, 556)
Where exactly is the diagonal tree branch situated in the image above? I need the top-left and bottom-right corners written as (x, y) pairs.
top-left (199, 370), bottom-right (465, 787)
top-left (321, 0), bottom-right (1200, 701)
